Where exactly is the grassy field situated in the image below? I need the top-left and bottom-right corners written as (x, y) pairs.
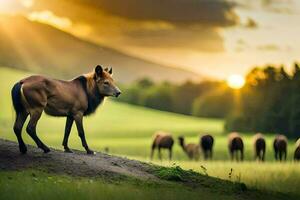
top-left (1, 67), bottom-right (300, 198)
top-left (0, 170), bottom-right (224, 200)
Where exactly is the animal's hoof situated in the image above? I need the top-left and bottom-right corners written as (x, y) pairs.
top-left (87, 150), bottom-right (95, 155)
top-left (19, 146), bottom-right (27, 154)
top-left (64, 148), bottom-right (73, 153)
top-left (43, 147), bottom-right (51, 153)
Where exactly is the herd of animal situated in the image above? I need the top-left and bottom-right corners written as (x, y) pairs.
top-left (151, 131), bottom-right (300, 161)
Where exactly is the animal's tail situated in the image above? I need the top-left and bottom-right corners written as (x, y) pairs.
top-left (11, 82), bottom-right (24, 114)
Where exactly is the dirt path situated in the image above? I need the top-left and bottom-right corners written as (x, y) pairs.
top-left (0, 139), bottom-right (157, 181)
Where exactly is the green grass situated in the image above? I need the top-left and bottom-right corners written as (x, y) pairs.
top-left (0, 170), bottom-right (229, 200)
top-left (1, 67), bottom-right (300, 198)
top-left (152, 161), bottom-right (300, 197)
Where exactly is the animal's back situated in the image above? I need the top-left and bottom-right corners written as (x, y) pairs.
top-left (232, 137), bottom-right (244, 150)
top-left (255, 138), bottom-right (266, 150)
top-left (295, 138), bottom-right (300, 148)
top-left (153, 131), bottom-right (174, 148)
top-left (18, 75), bottom-right (85, 116)
top-left (186, 143), bottom-right (200, 158)
top-left (294, 139), bottom-right (300, 160)
top-left (201, 134), bottom-right (214, 150)
top-left (253, 133), bottom-right (266, 150)
top-left (228, 132), bottom-right (243, 150)
top-left (274, 135), bottom-right (287, 150)
top-left (21, 75), bottom-right (75, 95)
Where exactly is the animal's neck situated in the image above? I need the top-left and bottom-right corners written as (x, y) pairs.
top-left (180, 141), bottom-right (187, 151)
top-left (76, 75), bottom-right (104, 116)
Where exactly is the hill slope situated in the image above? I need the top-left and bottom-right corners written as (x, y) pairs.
top-left (0, 139), bottom-right (288, 200)
top-left (0, 15), bottom-right (199, 82)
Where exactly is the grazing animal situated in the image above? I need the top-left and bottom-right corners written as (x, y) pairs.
top-left (228, 132), bottom-right (244, 161)
top-left (150, 131), bottom-right (174, 160)
top-left (273, 134), bottom-right (288, 161)
top-left (253, 133), bottom-right (266, 161)
top-left (11, 65), bottom-right (121, 154)
top-left (200, 134), bottom-right (214, 160)
top-left (294, 138), bottom-right (300, 161)
top-left (178, 136), bottom-right (200, 160)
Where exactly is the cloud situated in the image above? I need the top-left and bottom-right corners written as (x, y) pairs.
top-left (87, 0), bottom-right (239, 26)
top-left (28, 10), bottom-right (72, 30)
top-left (29, 0), bottom-right (239, 52)
top-left (0, 0), bottom-right (25, 13)
top-left (257, 44), bottom-right (280, 51)
top-left (20, 0), bottom-right (34, 8)
top-left (245, 18), bottom-right (258, 28)
top-left (122, 25), bottom-right (224, 52)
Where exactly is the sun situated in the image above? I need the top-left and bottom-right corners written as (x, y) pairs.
top-left (227, 74), bottom-right (245, 89)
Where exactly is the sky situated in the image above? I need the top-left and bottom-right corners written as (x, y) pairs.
top-left (0, 0), bottom-right (300, 79)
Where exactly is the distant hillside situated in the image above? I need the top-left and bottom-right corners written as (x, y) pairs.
top-left (0, 15), bottom-right (199, 82)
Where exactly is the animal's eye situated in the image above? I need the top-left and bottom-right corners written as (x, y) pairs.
top-left (104, 81), bottom-right (109, 85)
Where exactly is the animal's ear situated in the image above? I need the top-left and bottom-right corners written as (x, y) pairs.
top-left (108, 67), bottom-right (113, 75)
top-left (95, 65), bottom-right (103, 76)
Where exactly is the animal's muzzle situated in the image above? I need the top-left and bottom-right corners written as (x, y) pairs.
top-left (115, 91), bottom-right (121, 97)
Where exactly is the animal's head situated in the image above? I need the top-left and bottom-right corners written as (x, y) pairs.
top-left (94, 65), bottom-right (121, 97)
top-left (178, 136), bottom-right (185, 146)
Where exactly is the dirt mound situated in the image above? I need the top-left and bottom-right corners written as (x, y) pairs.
top-left (0, 139), bottom-right (157, 181)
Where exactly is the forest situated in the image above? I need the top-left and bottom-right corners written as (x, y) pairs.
top-left (118, 63), bottom-right (300, 138)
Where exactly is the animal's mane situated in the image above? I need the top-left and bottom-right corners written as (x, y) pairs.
top-left (76, 74), bottom-right (104, 116)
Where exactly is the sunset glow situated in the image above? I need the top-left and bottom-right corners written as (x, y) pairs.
top-left (28, 11), bottom-right (72, 30)
top-left (227, 74), bottom-right (245, 89)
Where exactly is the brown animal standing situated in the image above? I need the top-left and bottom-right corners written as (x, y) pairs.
top-left (178, 136), bottom-right (200, 160)
top-left (273, 134), bottom-right (288, 161)
top-left (150, 131), bottom-right (174, 160)
top-left (200, 134), bottom-right (214, 160)
top-left (294, 138), bottom-right (300, 161)
top-left (11, 65), bottom-right (121, 154)
top-left (228, 132), bottom-right (244, 161)
top-left (253, 133), bottom-right (266, 161)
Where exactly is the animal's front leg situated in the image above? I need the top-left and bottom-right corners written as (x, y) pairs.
top-left (74, 113), bottom-right (94, 155)
top-left (62, 116), bottom-right (74, 153)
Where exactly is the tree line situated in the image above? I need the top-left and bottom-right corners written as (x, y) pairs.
top-left (226, 63), bottom-right (300, 138)
top-left (116, 78), bottom-right (233, 118)
top-left (116, 63), bottom-right (300, 138)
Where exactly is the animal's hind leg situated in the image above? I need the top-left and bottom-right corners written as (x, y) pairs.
top-left (236, 151), bottom-right (239, 162)
top-left (204, 151), bottom-right (208, 160)
top-left (274, 150), bottom-right (278, 161)
top-left (279, 151), bottom-right (283, 161)
top-left (168, 148), bottom-right (172, 160)
top-left (158, 147), bottom-right (162, 160)
top-left (240, 149), bottom-right (244, 161)
top-left (150, 143), bottom-right (156, 160)
top-left (13, 112), bottom-right (28, 154)
top-left (284, 151), bottom-right (287, 161)
top-left (261, 150), bottom-right (265, 162)
top-left (209, 150), bottom-right (213, 160)
top-left (230, 150), bottom-right (234, 161)
top-left (26, 110), bottom-right (50, 153)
